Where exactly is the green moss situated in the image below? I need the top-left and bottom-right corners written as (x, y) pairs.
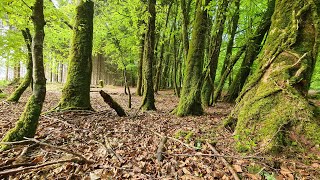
top-left (1, 95), bottom-right (42, 150)
top-left (0, 93), bottom-right (7, 99)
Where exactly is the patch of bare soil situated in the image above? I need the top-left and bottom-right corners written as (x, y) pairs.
top-left (0, 84), bottom-right (319, 179)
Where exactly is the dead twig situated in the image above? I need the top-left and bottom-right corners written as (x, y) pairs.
top-left (168, 153), bottom-right (264, 159)
top-left (156, 136), bottom-right (168, 162)
top-left (23, 138), bottom-right (94, 164)
top-left (0, 158), bottom-right (80, 176)
top-left (206, 142), bottom-right (240, 180)
top-left (104, 136), bottom-right (124, 163)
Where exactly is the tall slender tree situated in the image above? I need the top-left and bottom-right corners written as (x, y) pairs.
top-left (56, 0), bottom-right (94, 111)
top-left (201, 0), bottom-right (229, 106)
top-left (229, 0), bottom-right (320, 152)
top-left (141, 0), bottom-right (156, 111)
top-left (175, 0), bottom-right (211, 116)
top-left (7, 28), bottom-right (33, 102)
top-left (1, 0), bottom-right (46, 150)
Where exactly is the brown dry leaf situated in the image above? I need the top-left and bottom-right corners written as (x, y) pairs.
top-left (182, 167), bottom-right (191, 175)
top-left (31, 156), bottom-right (44, 164)
top-left (311, 163), bottom-right (320, 168)
top-left (245, 173), bottom-right (261, 180)
top-left (232, 164), bottom-right (243, 172)
top-left (181, 175), bottom-right (202, 180)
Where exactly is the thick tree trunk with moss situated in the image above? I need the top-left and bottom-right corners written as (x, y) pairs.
top-left (180, 0), bottom-right (191, 61)
top-left (224, 0), bottom-right (275, 102)
top-left (141, 0), bottom-right (156, 111)
top-left (229, 0), bottom-right (320, 153)
top-left (56, 0), bottom-right (94, 111)
top-left (1, 0), bottom-right (46, 150)
top-left (136, 33), bottom-right (145, 96)
top-left (7, 29), bottom-right (33, 102)
top-left (201, 0), bottom-right (229, 107)
top-left (175, 0), bottom-right (211, 116)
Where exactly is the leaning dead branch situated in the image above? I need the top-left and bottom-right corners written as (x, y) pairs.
top-left (99, 90), bottom-right (127, 117)
top-left (156, 136), bottom-right (168, 162)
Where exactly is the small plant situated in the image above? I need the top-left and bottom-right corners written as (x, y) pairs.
top-left (174, 130), bottom-right (194, 143)
top-left (261, 171), bottom-right (276, 180)
top-left (247, 163), bottom-right (263, 174)
top-left (0, 93), bottom-right (7, 99)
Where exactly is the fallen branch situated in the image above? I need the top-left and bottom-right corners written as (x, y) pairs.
top-left (156, 136), bottom-right (168, 162)
top-left (168, 153), bottom-right (264, 159)
top-left (206, 142), bottom-right (240, 180)
top-left (0, 158), bottom-right (80, 176)
top-left (24, 138), bottom-right (94, 164)
top-left (104, 136), bottom-right (124, 163)
top-left (99, 90), bottom-right (127, 117)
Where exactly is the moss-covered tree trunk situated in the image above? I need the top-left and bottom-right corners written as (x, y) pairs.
top-left (136, 33), bottom-right (145, 96)
top-left (7, 29), bottom-right (33, 102)
top-left (141, 0), bottom-right (156, 111)
top-left (180, 0), bottom-right (191, 61)
top-left (230, 0), bottom-right (320, 153)
top-left (56, 0), bottom-right (94, 111)
top-left (1, 0), bottom-right (46, 150)
top-left (201, 0), bottom-right (229, 107)
top-left (175, 0), bottom-right (211, 116)
top-left (224, 0), bottom-right (275, 102)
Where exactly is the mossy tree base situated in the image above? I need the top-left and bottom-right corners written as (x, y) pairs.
top-left (230, 0), bottom-right (320, 153)
top-left (1, 96), bottom-right (42, 150)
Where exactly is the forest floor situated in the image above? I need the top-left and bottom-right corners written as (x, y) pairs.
top-left (0, 83), bottom-right (319, 180)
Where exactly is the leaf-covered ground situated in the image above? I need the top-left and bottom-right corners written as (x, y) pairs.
top-left (0, 84), bottom-right (319, 179)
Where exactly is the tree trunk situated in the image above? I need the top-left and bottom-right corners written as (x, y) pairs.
top-left (56, 0), bottom-right (94, 111)
top-left (141, 0), bottom-right (156, 111)
top-left (1, 0), bottom-right (46, 150)
top-left (154, 2), bottom-right (173, 93)
top-left (229, 0), bottom-right (320, 153)
top-left (201, 0), bottom-right (229, 107)
top-left (175, 0), bottom-right (211, 116)
top-left (180, 0), bottom-right (191, 62)
top-left (136, 33), bottom-right (145, 96)
top-left (220, 0), bottom-right (240, 76)
top-left (7, 29), bottom-right (33, 102)
top-left (224, 0), bottom-right (275, 102)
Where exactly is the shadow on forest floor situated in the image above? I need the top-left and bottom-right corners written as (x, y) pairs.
top-left (0, 84), bottom-right (319, 179)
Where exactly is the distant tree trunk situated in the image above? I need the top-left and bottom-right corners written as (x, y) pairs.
top-left (7, 29), bottom-right (33, 102)
top-left (1, 0), bottom-right (46, 150)
top-left (201, 0), bottom-right (229, 107)
top-left (175, 0), bottom-right (211, 116)
top-left (5, 63), bottom-right (9, 81)
top-left (14, 63), bottom-right (21, 81)
top-left (228, 0), bottom-right (320, 153)
top-left (213, 45), bottom-right (246, 103)
top-left (154, 2), bottom-right (173, 93)
top-left (180, 0), bottom-right (191, 61)
top-left (224, 0), bottom-right (275, 102)
top-left (56, 0), bottom-right (94, 111)
top-left (123, 68), bottom-right (132, 108)
top-left (141, 0), bottom-right (156, 111)
top-left (59, 62), bottom-right (63, 83)
top-left (220, 0), bottom-right (240, 76)
top-left (136, 33), bottom-right (145, 96)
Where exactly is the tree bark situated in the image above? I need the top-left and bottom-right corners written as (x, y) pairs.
top-left (175, 0), bottom-right (211, 116)
top-left (136, 33), bottom-right (145, 96)
top-left (201, 0), bottom-right (229, 107)
top-left (1, 0), bottom-right (46, 150)
top-left (224, 0), bottom-right (275, 102)
top-left (56, 0), bottom-right (94, 111)
top-left (229, 0), bottom-right (320, 153)
top-left (7, 29), bottom-right (33, 102)
top-left (180, 0), bottom-right (191, 62)
top-left (141, 0), bottom-right (157, 111)
top-left (99, 90), bottom-right (126, 117)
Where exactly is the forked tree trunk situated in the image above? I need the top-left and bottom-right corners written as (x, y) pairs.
top-left (1, 0), bottom-right (46, 150)
top-left (7, 29), bottom-right (33, 102)
top-left (141, 0), bottom-right (156, 111)
top-left (175, 0), bottom-right (211, 116)
top-left (229, 0), bottom-right (320, 153)
top-left (56, 0), bottom-right (94, 111)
